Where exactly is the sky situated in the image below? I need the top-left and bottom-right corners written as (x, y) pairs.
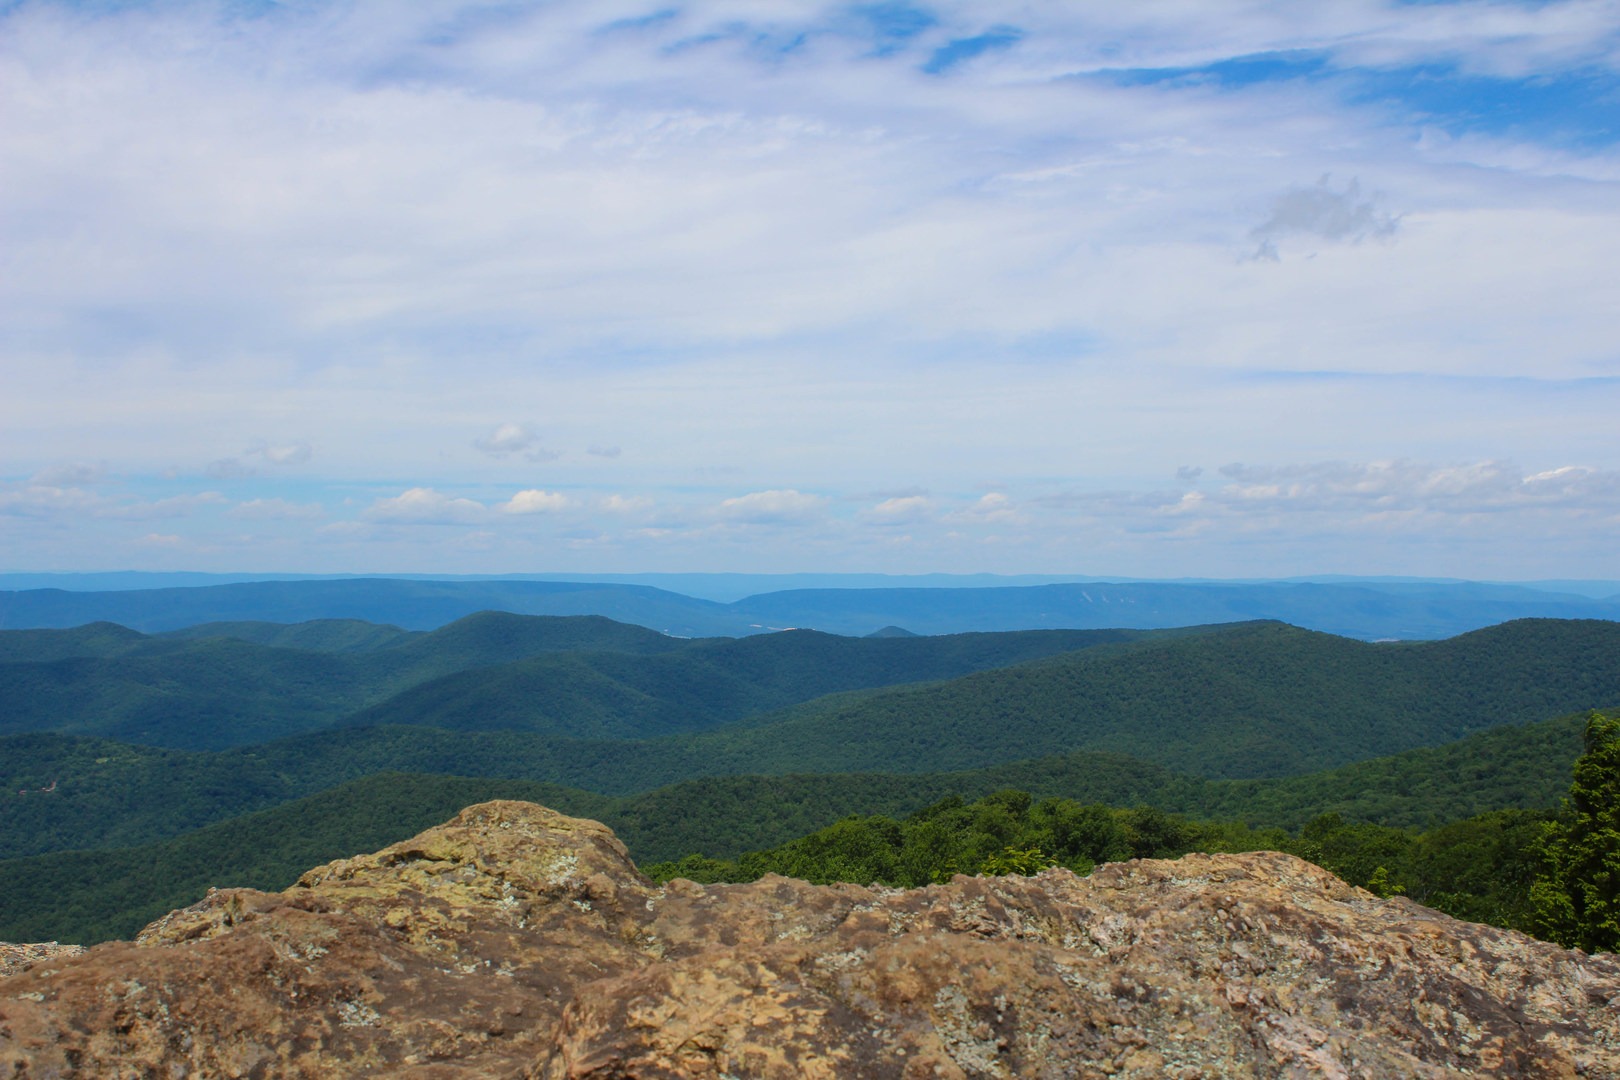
top-left (3, 0), bottom-right (1619, 579)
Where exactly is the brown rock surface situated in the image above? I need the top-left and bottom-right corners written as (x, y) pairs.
top-left (2, 800), bottom-right (1617, 1078)
top-left (0, 945), bottom-right (83, 981)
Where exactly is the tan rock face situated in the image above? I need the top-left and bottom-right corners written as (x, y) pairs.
top-left (3, 800), bottom-right (1618, 1079)
top-left (0, 945), bottom-right (83, 981)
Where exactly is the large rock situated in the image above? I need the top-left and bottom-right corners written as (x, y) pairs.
top-left (1, 800), bottom-right (1616, 1078)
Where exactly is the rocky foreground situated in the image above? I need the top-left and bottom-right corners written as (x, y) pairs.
top-left (3, 802), bottom-right (1618, 1078)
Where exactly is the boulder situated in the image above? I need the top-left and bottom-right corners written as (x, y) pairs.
top-left (3, 801), bottom-right (1617, 1078)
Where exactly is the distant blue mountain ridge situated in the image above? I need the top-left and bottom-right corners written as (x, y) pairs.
top-left (1, 574), bottom-right (1616, 640)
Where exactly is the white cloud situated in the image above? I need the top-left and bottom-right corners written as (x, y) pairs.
top-left (1211, 459), bottom-right (1620, 513)
top-left (949, 492), bottom-right (1024, 525)
top-left (1, 2), bottom-right (1618, 575)
top-left (861, 494), bottom-right (932, 525)
top-left (364, 487), bottom-right (486, 524)
top-left (500, 489), bottom-right (571, 514)
top-left (716, 489), bottom-right (829, 525)
top-left (0, 484), bottom-right (226, 521)
top-left (0, 483), bottom-right (103, 518)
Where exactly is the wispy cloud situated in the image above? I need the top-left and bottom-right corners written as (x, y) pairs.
top-left (1, 1), bottom-right (1616, 575)
top-left (948, 492), bottom-right (1024, 525)
top-left (30, 463), bottom-right (107, 487)
top-left (1212, 459), bottom-right (1620, 513)
top-left (364, 488), bottom-right (487, 525)
top-left (0, 484), bottom-right (226, 521)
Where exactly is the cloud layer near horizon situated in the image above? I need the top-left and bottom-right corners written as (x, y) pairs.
top-left (2, 0), bottom-right (1618, 577)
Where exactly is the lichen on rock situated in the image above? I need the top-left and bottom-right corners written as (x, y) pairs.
top-left (3, 801), bottom-right (1618, 1078)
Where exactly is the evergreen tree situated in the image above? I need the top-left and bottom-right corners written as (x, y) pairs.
top-left (1530, 711), bottom-right (1620, 952)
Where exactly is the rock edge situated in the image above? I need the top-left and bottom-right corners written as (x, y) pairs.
top-left (3, 800), bottom-right (1618, 1078)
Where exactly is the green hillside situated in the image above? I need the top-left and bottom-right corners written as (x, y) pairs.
top-left (335, 618), bottom-right (1620, 794)
top-left (606, 752), bottom-right (1186, 862)
top-left (1185, 708), bottom-right (1586, 829)
top-left (2, 728), bottom-right (1575, 947)
top-left (639, 791), bottom-right (1552, 939)
top-left (373, 610), bottom-right (692, 673)
top-left (0, 622), bottom-right (153, 663)
top-left (0, 614), bottom-right (1174, 749)
top-left (161, 619), bottom-right (420, 653)
top-left (347, 625), bottom-right (1159, 738)
top-left (1, 709), bottom-right (1586, 872)
top-left (615, 710), bottom-right (1586, 861)
top-left (0, 612), bottom-right (721, 748)
top-left (635, 618), bottom-right (1620, 783)
top-left (2, 614), bottom-right (1612, 947)
top-left (0, 638), bottom-right (374, 747)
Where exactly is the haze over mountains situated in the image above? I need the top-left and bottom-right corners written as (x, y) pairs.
top-left (3, 572), bottom-right (1619, 640)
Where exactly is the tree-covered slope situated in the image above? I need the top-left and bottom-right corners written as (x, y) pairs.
top-left (2, 617), bottom-right (1610, 862)
top-left (0, 614), bottom-right (699, 749)
top-left (1185, 709), bottom-right (1587, 829)
top-left (0, 622), bottom-right (154, 663)
top-left (0, 638), bottom-right (376, 747)
top-left (2, 731), bottom-right (1582, 947)
top-left (346, 626), bottom-right (1177, 739)
top-left (642, 619), bottom-right (1620, 782)
top-left (1, 709), bottom-right (1587, 867)
top-left (160, 619), bottom-right (420, 653)
top-left (0, 615), bottom-right (1186, 749)
top-left (639, 792), bottom-right (1556, 942)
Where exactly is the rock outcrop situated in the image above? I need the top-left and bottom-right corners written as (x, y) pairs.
top-left (3, 800), bottom-right (1617, 1078)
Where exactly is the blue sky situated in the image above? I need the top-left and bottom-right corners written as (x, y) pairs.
top-left (2, 0), bottom-right (1619, 578)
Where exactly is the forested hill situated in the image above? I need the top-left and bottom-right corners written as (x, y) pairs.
top-left (340, 623), bottom-right (1184, 740)
top-left (0, 614), bottom-right (1180, 749)
top-left (566, 618), bottom-right (1620, 786)
top-left (4, 576), bottom-right (1618, 640)
top-left (5, 610), bottom-right (1619, 948)
top-left (0, 709), bottom-right (1595, 945)
top-left (3, 616), bottom-right (1617, 772)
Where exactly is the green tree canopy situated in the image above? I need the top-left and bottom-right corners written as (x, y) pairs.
top-left (1530, 711), bottom-right (1620, 953)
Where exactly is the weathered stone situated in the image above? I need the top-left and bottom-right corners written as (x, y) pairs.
top-left (3, 801), bottom-right (1617, 1078)
top-left (0, 943), bottom-right (83, 980)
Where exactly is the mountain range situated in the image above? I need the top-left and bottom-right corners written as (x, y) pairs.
top-left (4, 574), bottom-right (1619, 639)
top-left (4, 600), bottom-right (1617, 946)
